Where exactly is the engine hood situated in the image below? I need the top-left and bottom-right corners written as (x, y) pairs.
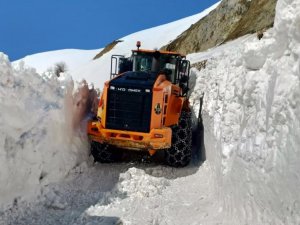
top-left (109, 71), bottom-right (158, 90)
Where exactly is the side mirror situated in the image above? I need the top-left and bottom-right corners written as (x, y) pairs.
top-left (179, 83), bottom-right (189, 95)
top-left (180, 75), bottom-right (188, 83)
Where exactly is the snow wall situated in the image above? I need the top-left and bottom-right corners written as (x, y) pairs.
top-left (0, 54), bottom-right (90, 209)
top-left (189, 0), bottom-right (300, 223)
top-left (0, 0), bottom-right (299, 223)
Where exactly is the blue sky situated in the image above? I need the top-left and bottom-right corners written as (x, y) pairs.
top-left (0, 0), bottom-right (219, 61)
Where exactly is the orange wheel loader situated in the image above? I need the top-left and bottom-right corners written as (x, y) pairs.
top-left (87, 42), bottom-right (192, 167)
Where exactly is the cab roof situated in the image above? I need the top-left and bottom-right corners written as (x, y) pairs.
top-left (132, 49), bottom-right (185, 57)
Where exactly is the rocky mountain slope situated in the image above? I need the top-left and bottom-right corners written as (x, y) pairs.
top-left (162, 0), bottom-right (277, 55)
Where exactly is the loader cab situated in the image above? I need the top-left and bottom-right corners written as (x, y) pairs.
top-left (132, 50), bottom-right (191, 96)
top-left (110, 44), bottom-right (190, 96)
top-left (132, 50), bottom-right (179, 83)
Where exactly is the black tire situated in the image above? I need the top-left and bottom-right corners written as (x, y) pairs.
top-left (90, 141), bottom-right (121, 163)
top-left (165, 111), bottom-right (192, 167)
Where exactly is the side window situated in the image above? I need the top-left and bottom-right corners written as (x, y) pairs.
top-left (119, 58), bottom-right (133, 74)
top-left (178, 60), bottom-right (190, 82)
top-left (179, 61), bottom-right (188, 75)
top-left (164, 62), bottom-right (176, 83)
top-left (178, 59), bottom-right (190, 96)
top-left (161, 57), bottom-right (177, 83)
top-left (111, 55), bottom-right (125, 78)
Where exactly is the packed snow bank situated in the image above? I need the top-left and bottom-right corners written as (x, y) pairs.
top-left (13, 49), bottom-right (101, 75)
top-left (0, 53), bottom-right (90, 210)
top-left (189, 0), bottom-right (300, 223)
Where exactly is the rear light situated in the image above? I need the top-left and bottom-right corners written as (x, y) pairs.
top-left (154, 134), bottom-right (163, 138)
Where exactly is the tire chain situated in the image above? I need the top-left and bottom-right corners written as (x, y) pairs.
top-left (91, 142), bottom-right (115, 163)
top-left (165, 111), bottom-right (192, 167)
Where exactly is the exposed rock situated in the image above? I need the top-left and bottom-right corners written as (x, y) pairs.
top-left (93, 40), bottom-right (123, 60)
top-left (191, 60), bottom-right (207, 71)
top-left (162, 0), bottom-right (277, 55)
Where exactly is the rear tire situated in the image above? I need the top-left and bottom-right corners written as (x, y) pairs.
top-left (90, 141), bottom-right (121, 163)
top-left (165, 111), bottom-right (192, 167)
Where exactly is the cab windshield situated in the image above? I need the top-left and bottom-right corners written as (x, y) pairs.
top-left (133, 51), bottom-right (178, 82)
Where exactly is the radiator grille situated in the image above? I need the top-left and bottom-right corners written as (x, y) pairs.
top-left (106, 89), bottom-right (152, 133)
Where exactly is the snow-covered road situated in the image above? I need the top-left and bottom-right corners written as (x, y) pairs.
top-left (1, 147), bottom-right (220, 225)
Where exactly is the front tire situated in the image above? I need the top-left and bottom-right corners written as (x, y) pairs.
top-left (165, 111), bottom-right (192, 167)
top-left (90, 141), bottom-right (121, 163)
